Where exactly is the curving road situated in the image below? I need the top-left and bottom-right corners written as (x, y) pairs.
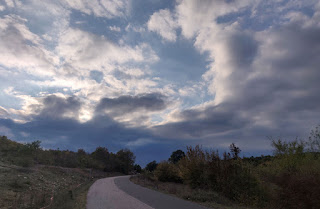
top-left (87, 176), bottom-right (208, 209)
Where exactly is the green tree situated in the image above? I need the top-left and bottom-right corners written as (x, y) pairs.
top-left (133, 164), bottom-right (142, 173)
top-left (91, 147), bottom-right (109, 164)
top-left (145, 160), bottom-right (158, 172)
top-left (116, 149), bottom-right (135, 174)
top-left (169, 149), bottom-right (185, 164)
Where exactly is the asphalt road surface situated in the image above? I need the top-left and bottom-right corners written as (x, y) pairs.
top-left (87, 176), bottom-right (209, 209)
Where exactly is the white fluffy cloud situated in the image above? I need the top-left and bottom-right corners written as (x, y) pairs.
top-left (147, 9), bottom-right (178, 42)
top-left (0, 15), bottom-right (58, 76)
top-left (56, 28), bottom-right (150, 72)
top-left (176, 0), bottom-right (252, 39)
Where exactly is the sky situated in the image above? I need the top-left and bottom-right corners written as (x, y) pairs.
top-left (0, 0), bottom-right (320, 166)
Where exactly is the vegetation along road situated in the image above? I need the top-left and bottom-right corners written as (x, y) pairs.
top-left (87, 176), bottom-right (208, 209)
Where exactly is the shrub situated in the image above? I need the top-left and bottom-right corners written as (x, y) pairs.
top-left (17, 157), bottom-right (34, 167)
top-left (259, 135), bottom-right (320, 209)
top-left (145, 160), bottom-right (158, 172)
top-left (178, 145), bottom-right (207, 188)
top-left (178, 145), bottom-right (266, 206)
top-left (154, 161), bottom-right (182, 183)
top-left (275, 171), bottom-right (320, 209)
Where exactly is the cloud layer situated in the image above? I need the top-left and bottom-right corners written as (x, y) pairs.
top-left (1, 0), bottom-right (320, 164)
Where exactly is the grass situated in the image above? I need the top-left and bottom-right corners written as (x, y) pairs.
top-left (50, 180), bottom-right (95, 209)
top-left (0, 162), bottom-right (112, 209)
top-left (130, 174), bottom-right (255, 209)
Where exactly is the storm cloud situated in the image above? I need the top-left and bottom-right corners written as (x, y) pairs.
top-left (96, 93), bottom-right (168, 116)
top-left (34, 95), bottom-right (82, 120)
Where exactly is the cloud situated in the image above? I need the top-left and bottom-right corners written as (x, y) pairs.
top-left (1, 0), bottom-right (320, 162)
top-left (56, 28), bottom-right (158, 73)
top-left (0, 5), bottom-right (5, 11)
top-left (0, 15), bottom-right (57, 76)
top-left (0, 107), bottom-right (9, 118)
top-left (0, 113), bottom-right (154, 152)
top-left (149, 0), bottom-right (320, 150)
top-left (109, 25), bottom-right (121, 32)
top-left (126, 138), bottom-right (156, 148)
top-left (153, 102), bottom-right (249, 139)
top-left (96, 93), bottom-right (168, 116)
top-left (33, 95), bottom-right (82, 120)
top-left (176, 0), bottom-right (252, 39)
top-left (147, 9), bottom-right (178, 42)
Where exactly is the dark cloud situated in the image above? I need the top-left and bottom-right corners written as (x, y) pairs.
top-left (0, 112), bottom-right (152, 152)
top-left (0, 114), bottom-right (175, 166)
top-left (153, 102), bottom-right (249, 139)
top-left (32, 95), bottom-right (82, 120)
top-left (227, 33), bottom-right (258, 67)
top-left (96, 93), bottom-right (167, 115)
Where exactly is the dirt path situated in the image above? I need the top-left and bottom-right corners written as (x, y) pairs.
top-left (87, 176), bottom-right (208, 209)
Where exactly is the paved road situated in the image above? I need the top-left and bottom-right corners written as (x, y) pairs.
top-left (87, 176), bottom-right (208, 209)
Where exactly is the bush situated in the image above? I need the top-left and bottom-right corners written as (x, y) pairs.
top-left (178, 145), bottom-right (266, 206)
top-left (275, 171), bottom-right (320, 209)
top-left (17, 157), bottom-right (34, 167)
top-left (178, 145), bottom-right (207, 188)
top-left (259, 135), bottom-right (320, 209)
top-left (145, 160), bottom-right (158, 172)
top-left (154, 161), bottom-right (182, 183)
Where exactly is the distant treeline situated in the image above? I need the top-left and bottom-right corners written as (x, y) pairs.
top-left (143, 126), bottom-right (320, 209)
top-left (0, 136), bottom-right (139, 174)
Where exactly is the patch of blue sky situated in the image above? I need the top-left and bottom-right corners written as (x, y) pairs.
top-left (0, 92), bottom-right (21, 110)
top-left (150, 114), bottom-right (163, 123)
top-left (90, 70), bottom-right (104, 83)
top-left (150, 38), bottom-right (210, 84)
top-left (69, 10), bottom-right (126, 43)
top-left (0, 7), bottom-right (11, 17)
top-left (0, 68), bottom-right (43, 109)
top-left (129, 0), bottom-right (175, 25)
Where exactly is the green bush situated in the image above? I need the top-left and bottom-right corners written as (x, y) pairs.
top-left (145, 160), bottom-right (158, 172)
top-left (177, 145), bottom-right (266, 206)
top-left (258, 136), bottom-right (320, 209)
top-left (178, 145), bottom-right (207, 188)
top-left (154, 161), bottom-right (182, 183)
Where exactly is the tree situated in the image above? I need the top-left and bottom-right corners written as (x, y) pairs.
top-left (91, 147), bottom-right (109, 170)
top-left (116, 149), bottom-right (136, 174)
top-left (145, 160), bottom-right (158, 172)
top-left (91, 147), bottom-right (109, 164)
top-left (133, 164), bottom-right (142, 173)
top-left (169, 149), bottom-right (185, 164)
top-left (77, 149), bottom-right (88, 168)
top-left (26, 140), bottom-right (41, 150)
top-left (229, 143), bottom-right (241, 159)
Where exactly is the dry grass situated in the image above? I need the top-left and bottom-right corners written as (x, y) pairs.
top-left (131, 174), bottom-right (255, 209)
top-left (0, 162), bottom-right (112, 209)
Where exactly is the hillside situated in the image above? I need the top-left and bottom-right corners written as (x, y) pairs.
top-left (0, 136), bottom-right (135, 208)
